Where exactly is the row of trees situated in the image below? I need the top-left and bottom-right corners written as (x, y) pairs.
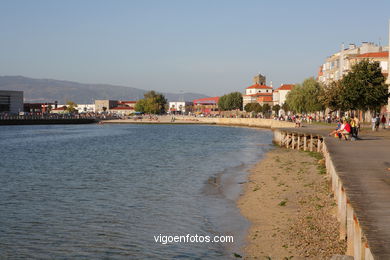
top-left (285, 60), bottom-right (389, 114)
top-left (218, 92), bottom-right (243, 111)
top-left (244, 103), bottom-right (281, 117)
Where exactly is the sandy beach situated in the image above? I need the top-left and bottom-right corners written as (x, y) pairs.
top-left (238, 147), bottom-right (346, 259)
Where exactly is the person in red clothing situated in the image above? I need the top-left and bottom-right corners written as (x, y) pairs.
top-left (339, 119), bottom-right (351, 140)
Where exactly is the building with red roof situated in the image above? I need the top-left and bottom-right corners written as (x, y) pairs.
top-left (242, 74), bottom-right (276, 109)
top-left (318, 42), bottom-right (388, 84)
top-left (273, 84), bottom-right (294, 106)
top-left (346, 51), bottom-right (388, 78)
top-left (193, 97), bottom-right (219, 115)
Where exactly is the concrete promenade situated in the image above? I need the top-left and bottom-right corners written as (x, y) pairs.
top-left (275, 126), bottom-right (390, 259)
top-left (325, 136), bottom-right (390, 259)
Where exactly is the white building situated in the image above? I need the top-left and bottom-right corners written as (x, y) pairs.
top-left (273, 84), bottom-right (294, 105)
top-left (318, 42), bottom-right (388, 85)
top-left (76, 104), bottom-right (95, 113)
top-left (168, 101), bottom-right (193, 114)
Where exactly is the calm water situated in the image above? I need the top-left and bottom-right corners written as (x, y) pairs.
top-left (0, 124), bottom-right (273, 259)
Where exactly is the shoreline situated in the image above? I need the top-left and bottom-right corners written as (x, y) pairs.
top-left (237, 147), bottom-right (346, 259)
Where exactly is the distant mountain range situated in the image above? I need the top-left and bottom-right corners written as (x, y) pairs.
top-left (0, 76), bottom-right (209, 104)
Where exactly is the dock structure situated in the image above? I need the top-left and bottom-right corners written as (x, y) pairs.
top-left (274, 128), bottom-right (390, 259)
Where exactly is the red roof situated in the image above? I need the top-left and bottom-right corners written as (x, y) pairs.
top-left (246, 84), bottom-right (273, 89)
top-left (110, 106), bottom-right (135, 110)
top-left (193, 97), bottom-right (219, 105)
top-left (356, 51), bottom-right (388, 58)
top-left (257, 96), bottom-right (273, 102)
top-left (276, 84), bottom-right (294, 91)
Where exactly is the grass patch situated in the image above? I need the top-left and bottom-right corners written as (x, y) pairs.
top-left (253, 186), bottom-right (260, 192)
top-left (305, 151), bottom-right (323, 160)
top-left (278, 200), bottom-right (287, 206)
top-left (317, 165), bottom-right (326, 175)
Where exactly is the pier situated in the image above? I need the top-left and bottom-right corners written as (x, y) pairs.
top-left (274, 128), bottom-right (390, 259)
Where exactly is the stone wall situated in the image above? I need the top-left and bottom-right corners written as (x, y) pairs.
top-left (196, 117), bottom-right (295, 129)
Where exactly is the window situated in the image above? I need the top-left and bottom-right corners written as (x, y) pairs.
top-left (0, 95), bottom-right (10, 112)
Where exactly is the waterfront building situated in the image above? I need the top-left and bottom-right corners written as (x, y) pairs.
top-left (95, 100), bottom-right (137, 114)
top-left (273, 84), bottom-right (294, 106)
top-left (95, 100), bottom-right (118, 113)
top-left (242, 74), bottom-right (273, 109)
top-left (0, 90), bottom-right (23, 114)
top-left (193, 97), bottom-right (219, 115)
top-left (24, 102), bottom-right (55, 113)
top-left (75, 104), bottom-right (95, 113)
top-left (256, 95), bottom-right (273, 106)
top-left (168, 101), bottom-right (193, 114)
top-left (50, 106), bottom-right (67, 114)
top-left (318, 42), bottom-right (388, 85)
top-left (109, 106), bottom-right (135, 115)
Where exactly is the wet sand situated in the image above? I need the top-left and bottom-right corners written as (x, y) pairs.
top-left (238, 147), bottom-right (346, 259)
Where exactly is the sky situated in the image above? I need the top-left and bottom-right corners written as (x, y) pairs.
top-left (0, 0), bottom-right (389, 96)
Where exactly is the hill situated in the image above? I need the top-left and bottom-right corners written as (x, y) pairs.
top-left (0, 76), bottom-right (208, 103)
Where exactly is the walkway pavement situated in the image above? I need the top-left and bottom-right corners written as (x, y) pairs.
top-left (325, 136), bottom-right (390, 258)
top-left (282, 125), bottom-right (390, 258)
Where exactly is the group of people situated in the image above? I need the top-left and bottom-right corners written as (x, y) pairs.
top-left (329, 115), bottom-right (360, 140)
top-left (371, 115), bottom-right (387, 131)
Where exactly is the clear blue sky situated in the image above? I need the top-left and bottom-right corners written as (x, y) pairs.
top-left (0, 0), bottom-right (389, 96)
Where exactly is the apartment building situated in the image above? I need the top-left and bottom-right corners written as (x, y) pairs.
top-left (318, 42), bottom-right (388, 85)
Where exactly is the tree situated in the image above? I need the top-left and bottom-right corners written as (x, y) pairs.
top-left (244, 103), bottom-right (254, 112)
top-left (339, 60), bottom-right (388, 112)
top-left (286, 78), bottom-right (323, 113)
top-left (319, 80), bottom-right (345, 111)
top-left (253, 103), bottom-right (262, 113)
top-left (135, 91), bottom-right (167, 114)
top-left (218, 92), bottom-right (243, 111)
top-left (135, 99), bottom-right (146, 113)
top-left (272, 104), bottom-right (281, 115)
top-left (281, 102), bottom-right (289, 113)
top-left (218, 95), bottom-right (228, 111)
top-left (65, 101), bottom-right (77, 114)
top-left (262, 104), bottom-right (271, 118)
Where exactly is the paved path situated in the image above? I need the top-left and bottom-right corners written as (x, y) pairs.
top-left (280, 126), bottom-right (390, 258)
top-left (325, 136), bottom-right (390, 258)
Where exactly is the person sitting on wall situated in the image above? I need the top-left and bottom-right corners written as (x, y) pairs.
top-left (328, 120), bottom-right (342, 137)
top-left (339, 120), bottom-right (351, 140)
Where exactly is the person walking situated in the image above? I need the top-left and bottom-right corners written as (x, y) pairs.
top-left (354, 116), bottom-right (360, 138)
top-left (350, 116), bottom-right (357, 139)
top-left (381, 115), bottom-right (386, 129)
